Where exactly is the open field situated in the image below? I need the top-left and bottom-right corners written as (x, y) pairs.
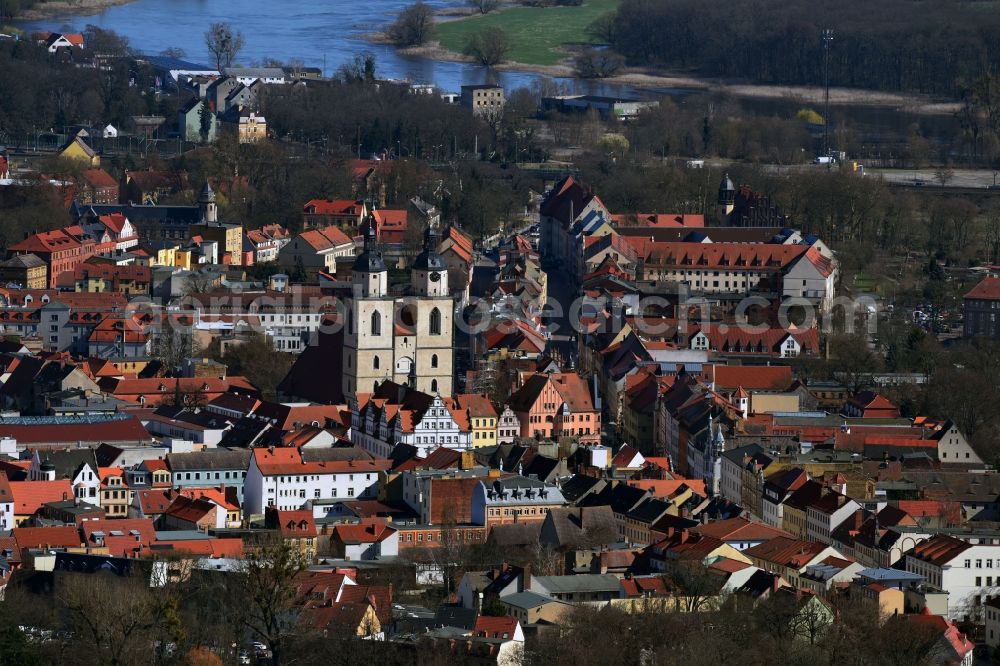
top-left (435, 0), bottom-right (620, 66)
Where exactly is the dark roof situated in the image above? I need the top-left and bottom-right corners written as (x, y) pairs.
top-left (38, 449), bottom-right (98, 480)
top-left (166, 448), bottom-right (251, 472)
top-left (559, 475), bottom-right (605, 503)
top-left (541, 505), bottom-right (618, 549)
top-left (488, 522), bottom-right (542, 547)
top-left (411, 226), bottom-right (447, 271)
top-left (353, 226), bottom-right (386, 273)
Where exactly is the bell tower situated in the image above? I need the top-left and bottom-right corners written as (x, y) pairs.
top-left (411, 226), bottom-right (449, 297)
top-left (717, 173), bottom-right (735, 225)
top-left (198, 181), bottom-right (217, 223)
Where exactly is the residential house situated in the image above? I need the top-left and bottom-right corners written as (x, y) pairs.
top-left (471, 476), bottom-right (566, 530)
top-left (219, 108), bottom-right (267, 144)
top-left (302, 199), bottom-right (368, 232)
top-left (9, 229), bottom-right (97, 288)
top-left (905, 533), bottom-right (1000, 622)
top-left (98, 467), bottom-right (130, 518)
top-left (267, 508), bottom-right (319, 562)
top-left (79, 169), bottom-right (120, 205)
top-left (243, 447), bottom-right (389, 516)
top-left (58, 135), bottom-right (100, 167)
top-left (167, 449), bottom-right (253, 502)
top-left (507, 372), bottom-right (601, 445)
top-left (8, 479), bottom-right (74, 526)
top-left (278, 227), bottom-right (355, 279)
top-left (529, 574), bottom-right (623, 603)
top-left (806, 490), bottom-right (862, 545)
top-left (0, 255), bottom-right (47, 290)
top-left (744, 537), bottom-right (849, 590)
top-left (449, 393), bottom-right (498, 449)
top-left (329, 521), bottom-right (399, 561)
top-left (178, 97), bottom-right (217, 143)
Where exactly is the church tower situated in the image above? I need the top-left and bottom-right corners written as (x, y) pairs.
top-left (198, 181), bottom-right (217, 223)
top-left (343, 226), bottom-right (394, 398)
top-left (406, 226), bottom-right (453, 396)
top-left (717, 173), bottom-right (735, 225)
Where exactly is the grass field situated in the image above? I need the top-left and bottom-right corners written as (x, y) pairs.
top-left (435, 0), bottom-right (621, 66)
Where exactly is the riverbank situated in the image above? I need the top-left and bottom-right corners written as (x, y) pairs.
top-left (396, 41), bottom-right (960, 116)
top-left (13, 0), bottom-right (137, 21)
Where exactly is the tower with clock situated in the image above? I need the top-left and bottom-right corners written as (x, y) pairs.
top-left (342, 224), bottom-right (454, 399)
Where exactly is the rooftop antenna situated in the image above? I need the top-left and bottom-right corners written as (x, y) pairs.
top-left (822, 28), bottom-right (834, 160)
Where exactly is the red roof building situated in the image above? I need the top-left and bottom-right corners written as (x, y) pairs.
top-left (9, 480), bottom-right (74, 522)
top-left (302, 199), bottom-right (367, 232)
top-left (9, 229), bottom-right (97, 288)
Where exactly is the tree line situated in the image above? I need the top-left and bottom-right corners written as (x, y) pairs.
top-left (597, 0), bottom-right (1000, 96)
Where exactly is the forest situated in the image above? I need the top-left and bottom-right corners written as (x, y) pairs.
top-left (600, 0), bottom-right (1000, 96)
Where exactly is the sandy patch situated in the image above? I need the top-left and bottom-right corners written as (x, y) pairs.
top-left (15, 0), bottom-right (137, 20)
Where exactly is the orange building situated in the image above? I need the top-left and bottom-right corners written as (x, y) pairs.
top-left (507, 372), bottom-right (601, 444)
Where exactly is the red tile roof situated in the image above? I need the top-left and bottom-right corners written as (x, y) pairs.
top-left (692, 517), bottom-right (791, 543)
top-left (744, 537), bottom-right (827, 568)
top-left (965, 276), bottom-right (1000, 300)
top-left (13, 525), bottom-right (82, 552)
top-left (9, 229), bottom-right (84, 255)
top-left (277, 510), bottom-right (317, 538)
top-left (297, 226), bottom-right (354, 251)
top-left (704, 364), bottom-right (793, 391)
top-left (82, 169), bottom-right (118, 189)
top-left (474, 615), bottom-right (520, 640)
top-left (620, 575), bottom-right (669, 597)
top-left (0, 418), bottom-right (151, 446)
top-left (9, 480), bottom-right (74, 514)
top-left (253, 447), bottom-right (390, 476)
top-left (302, 199), bottom-right (364, 216)
top-left (81, 518), bottom-right (156, 551)
top-left (331, 521), bottom-right (395, 544)
top-left (908, 534), bottom-right (972, 567)
top-left (164, 495), bottom-right (217, 524)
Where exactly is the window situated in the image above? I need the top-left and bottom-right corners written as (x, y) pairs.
top-left (371, 310), bottom-right (381, 335)
top-left (430, 307), bottom-right (441, 335)
top-left (431, 354), bottom-right (438, 368)
top-left (373, 356), bottom-right (380, 370)
top-left (431, 379), bottom-right (438, 393)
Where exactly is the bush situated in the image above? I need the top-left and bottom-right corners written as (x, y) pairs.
top-left (387, 2), bottom-right (436, 46)
top-left (574, 48), bottom-right (624, 78)
top-left (463, 27), bottom-right (513, 66)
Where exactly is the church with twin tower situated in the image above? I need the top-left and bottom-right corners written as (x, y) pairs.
top-left (341, 224), bottom-right (455, 399)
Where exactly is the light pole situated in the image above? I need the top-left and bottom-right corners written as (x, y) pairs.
top-left (822, 28), bottom-right (834, 159)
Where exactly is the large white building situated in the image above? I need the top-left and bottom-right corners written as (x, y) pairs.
top-left (905, 533), bottom-right (1000, 622)
top-left (342, 226), bottom-right (454, 398)
top-left (351, 384), bottom-right (472, 458)
top-left (243, 447), bottom-right (389, 516)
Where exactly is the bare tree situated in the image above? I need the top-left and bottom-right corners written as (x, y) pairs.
top-left (57, 571), bottom-right (167, 666)
top-left (204, 22), bottom-right (246, 71)
top-left (468, 0), bottom-right (500, 14)
top-left (234, 537), bottom-right (308, 666)
top-left (386, 2), bottom-right (436, 47)
top-left (463, 27), bottom-right (512, 67)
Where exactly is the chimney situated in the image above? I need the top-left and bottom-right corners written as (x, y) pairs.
top-left (678, 528), bottom-right (689, 544)
top-left (521, 564), bottom-right (531, 592)
top-left (460, 450), bottom-right (475, 470)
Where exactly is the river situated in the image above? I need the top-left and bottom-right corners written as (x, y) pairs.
top-left (16, 0), bottom-right (638, 95)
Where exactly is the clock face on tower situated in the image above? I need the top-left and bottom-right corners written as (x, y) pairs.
top-left (429, 271), bottom-right (441, 282)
